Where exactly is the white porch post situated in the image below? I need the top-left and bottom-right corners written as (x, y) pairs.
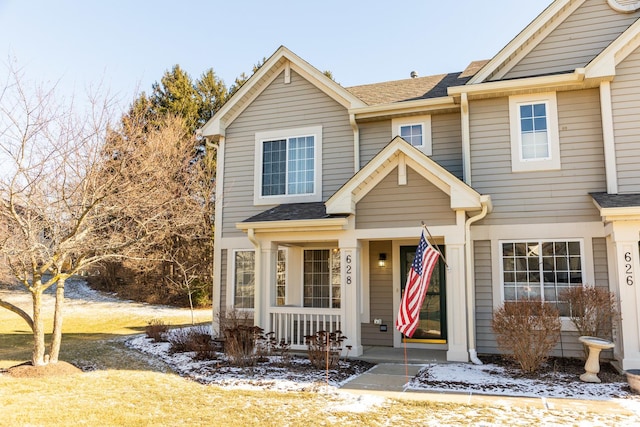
top-left (341, 243), bottom-right (363, 356)
top-left (257, 241), bottom-right (277, 330)
top-left (608, 221), bottom-right (640, 370)
top-left (446, 242), bottom-right (469, 362)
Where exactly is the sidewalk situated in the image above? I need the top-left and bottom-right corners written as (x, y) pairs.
top-left (339, 363), bottom-right (640, 417)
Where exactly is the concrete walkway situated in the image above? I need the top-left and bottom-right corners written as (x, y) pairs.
top-left (339, 363), bottom-right (640, 417)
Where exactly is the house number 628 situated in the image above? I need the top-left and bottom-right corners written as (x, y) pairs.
top-left (345, 253), bottom-right (352, 285)
top-left (624, 251), bottom-right (634, 286)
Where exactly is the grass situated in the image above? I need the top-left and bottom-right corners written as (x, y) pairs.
top-left (1, 288), bottom-right (639, 426)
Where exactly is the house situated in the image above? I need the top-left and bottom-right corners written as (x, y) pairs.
top-left (201, 0), bottom-right (640, 370)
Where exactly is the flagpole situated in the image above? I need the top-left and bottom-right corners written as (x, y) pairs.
top-left (421, 221), bottom-right (449, 269)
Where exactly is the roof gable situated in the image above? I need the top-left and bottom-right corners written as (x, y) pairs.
top-left (469, 0), bottom-right (583, 84)
top-left (200, 46), bottom-right (366, 139)
top-left (326, 136), bottom-right (489, 215)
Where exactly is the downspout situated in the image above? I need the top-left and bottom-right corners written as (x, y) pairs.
top-left (465, 196), bottom-right (490, 365)
top-left (350, 113), bottom-right (360, 173)
top-left (247, 228), bottom-right (261, 327)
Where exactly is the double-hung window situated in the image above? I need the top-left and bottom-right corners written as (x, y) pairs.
top-left (501, 240), bottom-right (583, 315)
top-left (509, 92), bottom-right (560, 172)
top-left (303, 249), bottom-right (341, 308)
top-left (255, 126), bottom-right (322, 205)
top-left (233, 250), bottom-right (255, 309)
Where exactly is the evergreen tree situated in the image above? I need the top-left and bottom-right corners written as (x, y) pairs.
top-left (195, 68), bottom-right (227, 128)
top-left (151, 65), bottom-right (199, 134)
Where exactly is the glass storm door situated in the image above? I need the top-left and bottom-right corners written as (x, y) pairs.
top-left (400, 245), bottom-right (446, 343)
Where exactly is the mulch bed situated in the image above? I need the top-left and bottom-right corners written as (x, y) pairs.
top-left (2, 361), bottom-right (82, 378)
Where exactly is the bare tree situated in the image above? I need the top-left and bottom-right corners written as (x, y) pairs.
top-left (0, 63), bottom-right (211, 366)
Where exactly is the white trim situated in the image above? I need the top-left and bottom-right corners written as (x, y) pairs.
top-left (391, 115), bottom-right (432, 155)
top-left (253, 126), bottom-right (323, 206)
top-left (600, 82), bottom-right (618, 194)
top-left (229, 248), bottom-right (256, 311)
top-left (607, 0), bottom-right (640, 13)
top-left (508, 92), bottom-right (561, 172)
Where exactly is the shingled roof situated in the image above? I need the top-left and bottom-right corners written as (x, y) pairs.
top-left (242, 202), bottom-right (349, 223)
top-left (345, 60), bottom-right (489, 106)
top-left (591, 192), bottom-right (640, 209)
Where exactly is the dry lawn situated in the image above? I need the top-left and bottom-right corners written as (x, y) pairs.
top-left (2, 285), bottom-right (639, 426)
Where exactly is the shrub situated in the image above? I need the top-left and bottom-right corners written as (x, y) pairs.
top-left (223, 325), bottom-right (266, 367)
top-left (492, 300), bottom-right (561, 373)
top-left (145, 319), bottom-right (169, 342)
top-left (305, 330), bottom-right (347, 370)
top-left (561, 286), bottom-right (620, 359)
top-left (264, 332), bottom-right (292, 366)
top-left (167, 325), bottom-right (217, 359)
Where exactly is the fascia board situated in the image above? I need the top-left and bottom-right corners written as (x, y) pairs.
top-left (468, 0), bottom-right (581, 84)
top-left (586, 19), bottom-right (640, 78)
top-left (236, 217), bottom-right (348, 233)
top-left (449, 69), bottom-right (587, 99)
top-left (349, 97), bottom-right (457, 120)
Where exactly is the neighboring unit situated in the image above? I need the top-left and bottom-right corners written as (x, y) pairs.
top-left (201, 0), bottom-right (640, 369)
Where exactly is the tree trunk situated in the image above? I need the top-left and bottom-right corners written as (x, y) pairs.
top-left (49, 277), bottom-right (66, 363)
top-left (31, 288), bottom-right (47, 366)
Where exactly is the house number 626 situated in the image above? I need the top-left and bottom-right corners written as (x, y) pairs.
top-left (624, 251), bottom-right (634, 286)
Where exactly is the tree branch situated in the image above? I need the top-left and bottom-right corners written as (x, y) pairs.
top-left (0, 298), bottom-right (34, 332)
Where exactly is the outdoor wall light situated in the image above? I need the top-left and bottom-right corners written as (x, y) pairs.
top-left (378, 253), bottom-right (387, 267)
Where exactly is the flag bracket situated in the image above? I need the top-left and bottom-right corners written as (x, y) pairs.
top-left (421, 221), bottom-right (449, 270)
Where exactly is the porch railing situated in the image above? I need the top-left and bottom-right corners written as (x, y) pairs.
top-left (268, 306), bottom-right (342, 349)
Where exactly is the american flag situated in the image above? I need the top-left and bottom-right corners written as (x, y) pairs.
top-left (395, 232), bottom-right (440, 338)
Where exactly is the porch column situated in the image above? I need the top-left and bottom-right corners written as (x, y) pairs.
top-left (446, 243), bottom-right (468, 362)
top-left (608, 221), bottom-right (640, 370)
top-left (341, 244), bottom-right (363, 356)
top-left (257, 242), bottom-right (277, 330)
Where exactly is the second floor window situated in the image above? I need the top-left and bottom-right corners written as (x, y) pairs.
top-left (262, 135), bottom-right (315, 196)
top-left (519, 102), bottom-right (549, 160)
top-left (399, 124), bottom-right (423, 147)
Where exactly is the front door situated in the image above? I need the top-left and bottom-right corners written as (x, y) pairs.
top-left (400, 245), bottom-right (446, 343)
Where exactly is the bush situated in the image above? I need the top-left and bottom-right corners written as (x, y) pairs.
top-left (167, 325), bottom-right (217, 359)
top-left (145, 319), bottom-right (169, 342)
top-left (264, 332), bottom-right (292, 366)
top-left (492, 300), bottom-right (561, 373)
top-left (305, 330), bottom-right (347, 370)
top-left (223, 325), bottom-right (266, 367)
top-left (561, 286), bottom-right (620, 359)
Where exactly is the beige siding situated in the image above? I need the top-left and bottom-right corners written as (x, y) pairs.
top-left (474, 240), bottom-right (497, 354)
top-left (220, 249), bottom-right (227, 311)
top-left (612, 46), bottom-right (640, 193)
top-left (359, 120), bottom-right (392, 167)
top-left (356, 166), bottom-right (456, 229)
top-left (361, 241), bottom-right (394, 346)
top-left (221, 70), bottom-right (353, 237)
top-left (503, 0), bottom-right (640, 80)
top-left (359, 114), bottom-right (463, 179)
top-left (471, 89), bottom-right (606, 226)
top-left (593, 237), bottom-right (609, 289)
top-left (432, 112), bottom-right (464, 180)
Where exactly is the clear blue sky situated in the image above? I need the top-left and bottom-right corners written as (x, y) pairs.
top-left (1, 0), bottom-right (552, 106)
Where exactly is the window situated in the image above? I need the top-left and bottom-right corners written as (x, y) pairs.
top-left (303, 249), bottom-right (341, 308)
top-left (501, 240), bottom-right (583, 315)
top-left (392, 116), bottom-right (432, 155)
top-left (254, 126), bottom-right (322, 205)
top-left (276, 249), bottom-right (286, 306)
top-left (233, 250), bottom-right (255, 309)
top-left (509, 93), bottom-right (560, 172)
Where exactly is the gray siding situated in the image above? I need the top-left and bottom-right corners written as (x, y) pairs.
top-left (471, 89), bottom-right (606, 226)
top-left (612, 46), bottom-right (640, 193)
top-left (593, 237), bottom-right (609, 289)
top-left (474, 240), bottom-right (496, 354)
top-left (356, 166), bottom-right (456, 229)
top-left (359, 120), bottom-right (392, 167)
top-left (503, 0), bottom-right (640, 80)
top-left (220, 249), bottom-right (227, 311)
top-left (221, 70), bottom-right (353, 237)
top-left (432, 112), bottom-right (464, 180)
top-left (359, 114), bottom-right (463, 179)
top-left (361, 241), bottom-right (394, 346)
